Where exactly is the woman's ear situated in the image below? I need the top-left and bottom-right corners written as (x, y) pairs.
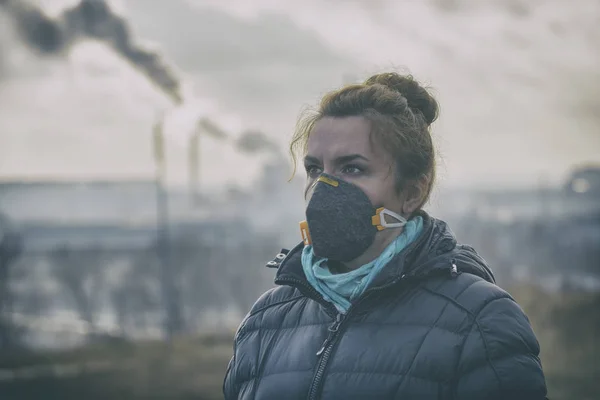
top-left (401, 175), bottom-right (429, 215)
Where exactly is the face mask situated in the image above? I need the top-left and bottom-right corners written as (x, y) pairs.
top-left (299, 173), bottom-right (407, 262)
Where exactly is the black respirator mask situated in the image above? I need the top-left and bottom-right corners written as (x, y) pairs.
top-left (299, 173), bottom-right (407, 262)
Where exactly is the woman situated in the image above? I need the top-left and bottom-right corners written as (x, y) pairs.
top-left (224, 72), bottom-right (547, 399)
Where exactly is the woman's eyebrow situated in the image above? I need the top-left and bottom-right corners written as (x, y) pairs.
top-left (304, 154), bottom-right (370, 165)
top-left (333, 154), bottom-right (370, 164)
top-left (303, 155), bottom-right (320, 164)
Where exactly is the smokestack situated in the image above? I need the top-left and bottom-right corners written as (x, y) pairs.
top-left (0, 0), bottom-right (183, 103)
top-left (188, 130), bottom-right (200, 204)
top-left (187, 117), bottom-right (231, 204)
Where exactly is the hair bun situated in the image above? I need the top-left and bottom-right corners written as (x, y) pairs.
top-left (364, 72), bottom-right (439, 126)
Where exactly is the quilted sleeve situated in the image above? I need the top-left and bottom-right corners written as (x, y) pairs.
top-left (455, 296), bottom-right (548, 400)
top-left (223, 287), bottom-right (279, 399)
top-left (223, 352), bottom-right (238, 400)
top-left (223, 315), bottom-right (249, 400)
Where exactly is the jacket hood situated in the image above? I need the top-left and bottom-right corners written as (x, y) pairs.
top-left (273, 211), bottom-right (495, 289)
top-left (402, 212), bottom-right (495, 283)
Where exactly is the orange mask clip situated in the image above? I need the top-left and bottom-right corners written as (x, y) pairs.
top-left (300, 220), bottom-right (312, 245)
top-left (371, 207), bottom-right (386, 231)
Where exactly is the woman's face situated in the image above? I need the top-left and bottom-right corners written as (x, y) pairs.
top-left (303, 116), bottom-right (405, 215)
top-left (303, 116), bottom-right (422, 268)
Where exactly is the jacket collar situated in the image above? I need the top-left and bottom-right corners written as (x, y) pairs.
top-left (269, 211), bottom-right (495, 293)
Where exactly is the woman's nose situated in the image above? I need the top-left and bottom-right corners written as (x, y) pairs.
top-left (321, 166), bottom-right (340, 178)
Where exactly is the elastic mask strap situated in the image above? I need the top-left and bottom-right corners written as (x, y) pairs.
top-left (371, 208), bottom-right (407, 231)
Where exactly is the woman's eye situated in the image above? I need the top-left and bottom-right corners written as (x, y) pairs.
top-left (305, 165), bottom-right (322, 178)
top-left (342, 165), bottom-right (364, 175)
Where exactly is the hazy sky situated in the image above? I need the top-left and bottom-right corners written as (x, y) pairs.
top-left (1, 0), bottom-right (598, 190)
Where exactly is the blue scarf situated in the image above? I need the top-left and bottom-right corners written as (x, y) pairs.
top-left (301, 216), bottom-right (424, 314)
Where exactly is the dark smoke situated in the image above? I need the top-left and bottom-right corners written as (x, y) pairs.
top-left (0, 0), bottom-right (183, 103)
top-left (0, 0), bottom-right (64, 54)
top-left (196, 117), bottom-right (230, 141)
top-left (236, 130), bottom-right (281, 155)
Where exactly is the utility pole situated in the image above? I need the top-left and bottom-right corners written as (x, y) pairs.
top-left (152, 116), bottom-right (183, 340)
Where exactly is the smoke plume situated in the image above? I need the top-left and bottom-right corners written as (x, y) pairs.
top-left (0, 0), bottom-right (183, 103)
top-left (236, 130), bottom-right (280, 155)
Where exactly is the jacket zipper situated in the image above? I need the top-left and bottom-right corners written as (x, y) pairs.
top-left (316, 313), bottom-right (344, 356)
top-left (306, 274), bottom-right (413, 400)
top-left (308, 312), bottom-right (345, 399)
top-left (280, 262), bottom-right (458, 400)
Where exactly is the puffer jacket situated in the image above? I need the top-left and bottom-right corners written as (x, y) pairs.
top-left (223, 213), bottom-right (547, 400)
